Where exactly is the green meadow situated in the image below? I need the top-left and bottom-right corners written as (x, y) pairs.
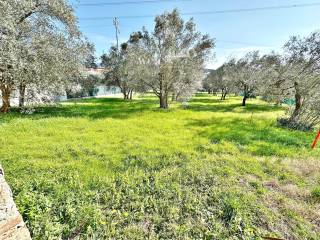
top-left (0, 94), bottom-right (319, 239)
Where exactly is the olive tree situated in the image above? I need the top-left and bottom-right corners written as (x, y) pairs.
top-left (101, 43), bottom-right (136, 100)
top-left (282, 32), bottom-right (320, 124)
top-left (202, 74), bottom-right (215, 94)
top-left (261, 32), bottom-right (320, 130)
top-left (0, 0), bottom-right (89, 112)
top-left (225, 52), bottom-right (263, 106)
top-left (205, 64), bottom-right (234, 100)
top-left (128, 9), bottom-right (214, 108)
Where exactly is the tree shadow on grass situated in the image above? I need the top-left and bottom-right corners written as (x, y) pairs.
top-left (186, 100), bottom-right (283, 113)
top-left (1, 98), bottom-right (159, 122)
top-left (189, 98), bottom-right (224, 104)
top-left (184, 95), bottom-right (284, 113)
top-left (187, 117), bottom-right (311, 156)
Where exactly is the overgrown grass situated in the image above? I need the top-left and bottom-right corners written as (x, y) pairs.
top-left (0, 95), bottom-right (319, 239)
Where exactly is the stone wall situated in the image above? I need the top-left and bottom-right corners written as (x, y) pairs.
top-left (0, 167), bottom-right (31, 240)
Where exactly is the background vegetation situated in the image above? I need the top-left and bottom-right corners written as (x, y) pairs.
top-left (1, 94), bottom-right (319, 239)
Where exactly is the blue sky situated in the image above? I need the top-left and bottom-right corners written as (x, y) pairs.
top-left (70, 0), bottom-right (320, 69)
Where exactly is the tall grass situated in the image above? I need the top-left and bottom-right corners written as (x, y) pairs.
top-left (0, 95), bottom-right (319, 239)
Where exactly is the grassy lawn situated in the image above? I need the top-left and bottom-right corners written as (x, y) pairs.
top-left (0, 94), bottom-right (319, 239)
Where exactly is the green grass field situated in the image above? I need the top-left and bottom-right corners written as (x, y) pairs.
top-left (0, 94), bottom-right (319, 239)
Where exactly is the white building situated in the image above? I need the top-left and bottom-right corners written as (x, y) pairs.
top-left (83, 67), bottom-right (121, 97)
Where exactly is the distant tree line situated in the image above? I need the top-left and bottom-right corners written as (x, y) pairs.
top-left (203, 31), bottom-right (320, 130)
top-left (1, 5), bottom-right (214, 111)
top-left (1, 2), bottom-right (318, 131)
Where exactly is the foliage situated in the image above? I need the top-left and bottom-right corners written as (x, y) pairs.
top-left (0, 0), bottom-right (91, 112)
top-left (206, 30), bottom-right (320, 130)
top-left (204, 64), bottom-right (234, 100)
top-left (0, 95), bottom-right (319, 239)
top-left (123, 9), bottom-right (214, 108)
top-left (101, 44), bottom-right (138, 100)
top-left (224, 52), bottom-right (264, 106)
top-left (265, 31), bottom-right (320, 130)
top-left (83, 75), bottom-right (100, 97)
top-left (85, 51), bottom-right (98, 69)
top-left (66, 74), bottom-right (100, 99)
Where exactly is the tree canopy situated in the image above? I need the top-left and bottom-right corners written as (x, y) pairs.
top-left (0, 0), bottom-right (91, 112)
top-left (203, 30), bottom-right (320, 130)
top-left (102, 9), bottom-right (214, 108)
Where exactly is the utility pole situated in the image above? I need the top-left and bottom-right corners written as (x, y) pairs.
top-left (113, 17), bottom-right (120, 53)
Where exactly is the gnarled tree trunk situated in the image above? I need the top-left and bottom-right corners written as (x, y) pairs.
top-left (291, 82), bottom-right (303, 120)
top-left (122, 86), bottom-right (128, 100)
top-left (159, 95), bottom-right (168, 109)
top-left (158, 76), bottom-right (168, 108)
top-left (242, 95), bottom-right (247, 106)
top-left (19, 83), bottom-right (26, 108)
top-left (293, 92), bottom-right (302, 112)
top-left (221, 90), bottom-right (227, 100)
top-left (242, 85), bottom-right (249, 106)
top-left (0, 86), bottom-right (11, 113)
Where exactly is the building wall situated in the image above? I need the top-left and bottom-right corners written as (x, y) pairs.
top-left (95, 85), bottom-right (121, 96)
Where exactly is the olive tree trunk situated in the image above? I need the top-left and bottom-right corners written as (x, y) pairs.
top-left (221, 91), bottom-right (227, 100)
top-left (159, 95), bottom-right (168, 109)
top-left (19, 83), bottom-right (26, 108)
top-left (0, 86), bottom-right (11, 113)
top-left (290, 82), bottom-right (303, 120)
top-left (242, 95), bottom-right (247, 106)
